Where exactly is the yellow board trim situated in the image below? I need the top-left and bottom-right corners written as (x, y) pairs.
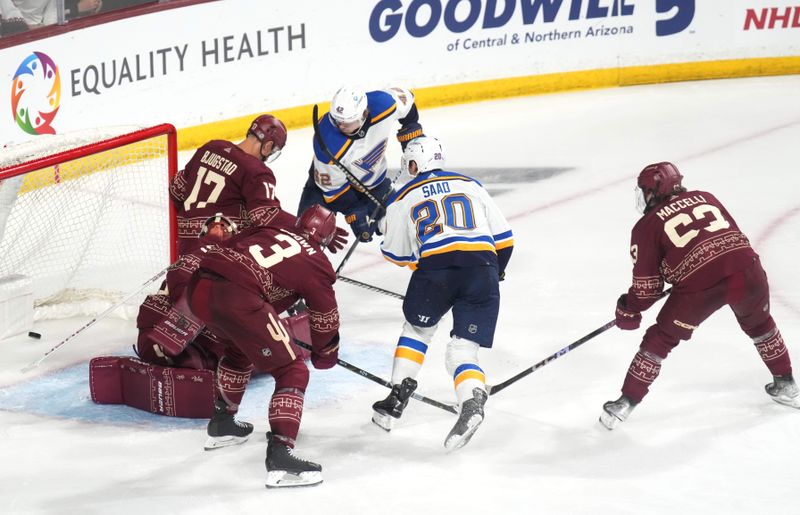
top-left (175, 57), bottom-right (800, 151)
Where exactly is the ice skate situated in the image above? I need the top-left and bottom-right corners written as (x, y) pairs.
top-left (265, 432), bottom-right (322, 488)
top-left (444, 387), bottom-right (488, 452)
top-left (204, 400), bottom-right (254, 450)
top-left (371, 377), bottom-right (418, 431)
top-left (765, 375), bottom-right (800, 409)
top-left (599, 395), bottom-right (638, 430)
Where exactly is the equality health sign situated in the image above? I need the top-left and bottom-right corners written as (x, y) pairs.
top-left (1, 0), bottom-right (797, 143)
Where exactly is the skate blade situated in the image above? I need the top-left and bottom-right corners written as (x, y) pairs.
top-left (204, 434), bottom-right (250, 451)
top-left (770, 395), bottom-right (800, 409)
top-left (371, 411), bottom-right (394, 432)
top-left (598, 411), bottom-right (620, 430)
top-left (265, 470), bottom-right (323, 488)
top-left (444, 414), bottom-right (483, 453)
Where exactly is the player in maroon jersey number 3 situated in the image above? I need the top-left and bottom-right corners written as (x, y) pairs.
top-left (167, 205), bottom-right (343, 488)
top-left (600, 162), bottom-right (799, 429)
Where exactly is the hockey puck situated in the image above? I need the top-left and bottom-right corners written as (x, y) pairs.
top-left (28, 331), bottom-right (41, 339)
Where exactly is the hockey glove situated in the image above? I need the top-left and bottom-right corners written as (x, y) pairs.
top-left (397, 122), bottom-right (424, 150)
top-left (615, 294), bottom-right (641, 330)
top-left (327, 226), bottom-right (349, 253)
top-left (311, 334), bottom-right (340, 370)
top-left (345, 208), bottom-right (375, 242)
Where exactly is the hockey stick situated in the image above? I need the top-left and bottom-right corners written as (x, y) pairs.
top-left (334, 239), bottom-right (361, 276)
top-left (337, 275), bottom-right (405, 301)
top-left (487, 288), bottom-right (673, 395)
top-left (293, 339), bottom-right (457, 414)
top-left (20, 265), bottom-right (172, 373)
top-left (486, 320), bottom-right (616, 396)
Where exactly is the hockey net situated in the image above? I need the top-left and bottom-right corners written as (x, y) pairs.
top-left (0, 124), bottom-right (178, 320)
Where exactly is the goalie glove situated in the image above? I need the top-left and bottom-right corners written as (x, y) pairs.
top-left (615, 294), bottom-right (641, 330)
top-left (397, 122), bottom-right (424, 150)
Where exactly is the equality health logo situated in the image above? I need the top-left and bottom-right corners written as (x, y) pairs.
top-left (10, 51), bottom-right (61, 135)
top-left (369, 0), bottom-right (695, 41)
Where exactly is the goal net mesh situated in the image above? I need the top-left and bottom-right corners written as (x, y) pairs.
top-left (0, 125), bottom-right (177, 320)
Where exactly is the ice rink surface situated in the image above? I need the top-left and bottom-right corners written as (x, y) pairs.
top-left (1, 75), bottom-right (799, 514)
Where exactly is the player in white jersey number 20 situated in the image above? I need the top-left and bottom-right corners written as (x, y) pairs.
top-left (372, 136), bottom-right (514, 451)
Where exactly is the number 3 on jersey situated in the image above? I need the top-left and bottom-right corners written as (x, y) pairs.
top-left (248, 234), bottom-right (302, 268)
top-left (412, 193), bottom-right (475, 242)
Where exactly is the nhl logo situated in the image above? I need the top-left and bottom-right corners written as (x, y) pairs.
top-left (468, 324), bottom-right (478, 334)
top-left (261, 348), bottom-right (272, 357)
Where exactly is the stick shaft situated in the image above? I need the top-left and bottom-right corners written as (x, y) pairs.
top-left (21, 265), bottom-right (170, 373)
top-left (293, 339), bottom-right (456, 414)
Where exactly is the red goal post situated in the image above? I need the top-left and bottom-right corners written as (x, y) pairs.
top-left (0, 124), bottom-right (178, 320)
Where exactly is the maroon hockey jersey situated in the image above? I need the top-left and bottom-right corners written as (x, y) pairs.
top-left (170, 140), bottom-right (297, 255)
top-left (627, 190), bottom-right (758, 311)
top-left (190, 226), bottom-right (339, 350)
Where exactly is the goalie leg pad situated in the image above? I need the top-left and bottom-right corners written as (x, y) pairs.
top-left (89, 356), bottom-right (216, 418)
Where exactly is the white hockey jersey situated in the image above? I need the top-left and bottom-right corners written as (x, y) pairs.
top-left (380, 170), bottom-right (514, 270)
top-left (312, 88), bottom-right (415, 204)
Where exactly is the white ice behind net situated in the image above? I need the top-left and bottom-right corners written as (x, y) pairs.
top-left (0, 127), bottom-right (172, 320)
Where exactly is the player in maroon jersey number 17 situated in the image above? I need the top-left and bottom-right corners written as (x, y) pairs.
top-left (600, 162), bottom-right (799, 429)
top-left (169, 114), bottom-right (348, 256)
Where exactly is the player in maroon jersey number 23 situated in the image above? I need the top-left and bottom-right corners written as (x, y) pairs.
top-left (600, 162), bottom-right (799, 429)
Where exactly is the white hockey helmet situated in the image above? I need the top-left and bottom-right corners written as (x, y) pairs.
top-left (329, 87), bottom-right (368, 135)
top-left (401, 136), bottom-right (445, 176)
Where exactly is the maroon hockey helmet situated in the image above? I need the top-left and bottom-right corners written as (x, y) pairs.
top-left (296, 204), bottom-right (337, 247)
top-left (248, 114), bottom-right (288, 161)
top-left (637, 162), bottom-right (684, 211)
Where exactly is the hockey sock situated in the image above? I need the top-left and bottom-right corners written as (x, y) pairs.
top-left (445, 337), bottom-right (485, 405)
top-left (268, 388), bottom-right (305, 448)
top-left (216, 357), bottom-right (254, 413)
top-left (753, 328), bottom-right (792, 377)
top-left (391, 336), bottom-right (427, 385)
top-left (452, 364), bottom-right (486, 406)
top-left (621, 350), bottom-right (663, 403)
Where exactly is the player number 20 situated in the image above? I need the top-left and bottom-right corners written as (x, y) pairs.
top-left (412, 193), bottom-right (475, 240)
